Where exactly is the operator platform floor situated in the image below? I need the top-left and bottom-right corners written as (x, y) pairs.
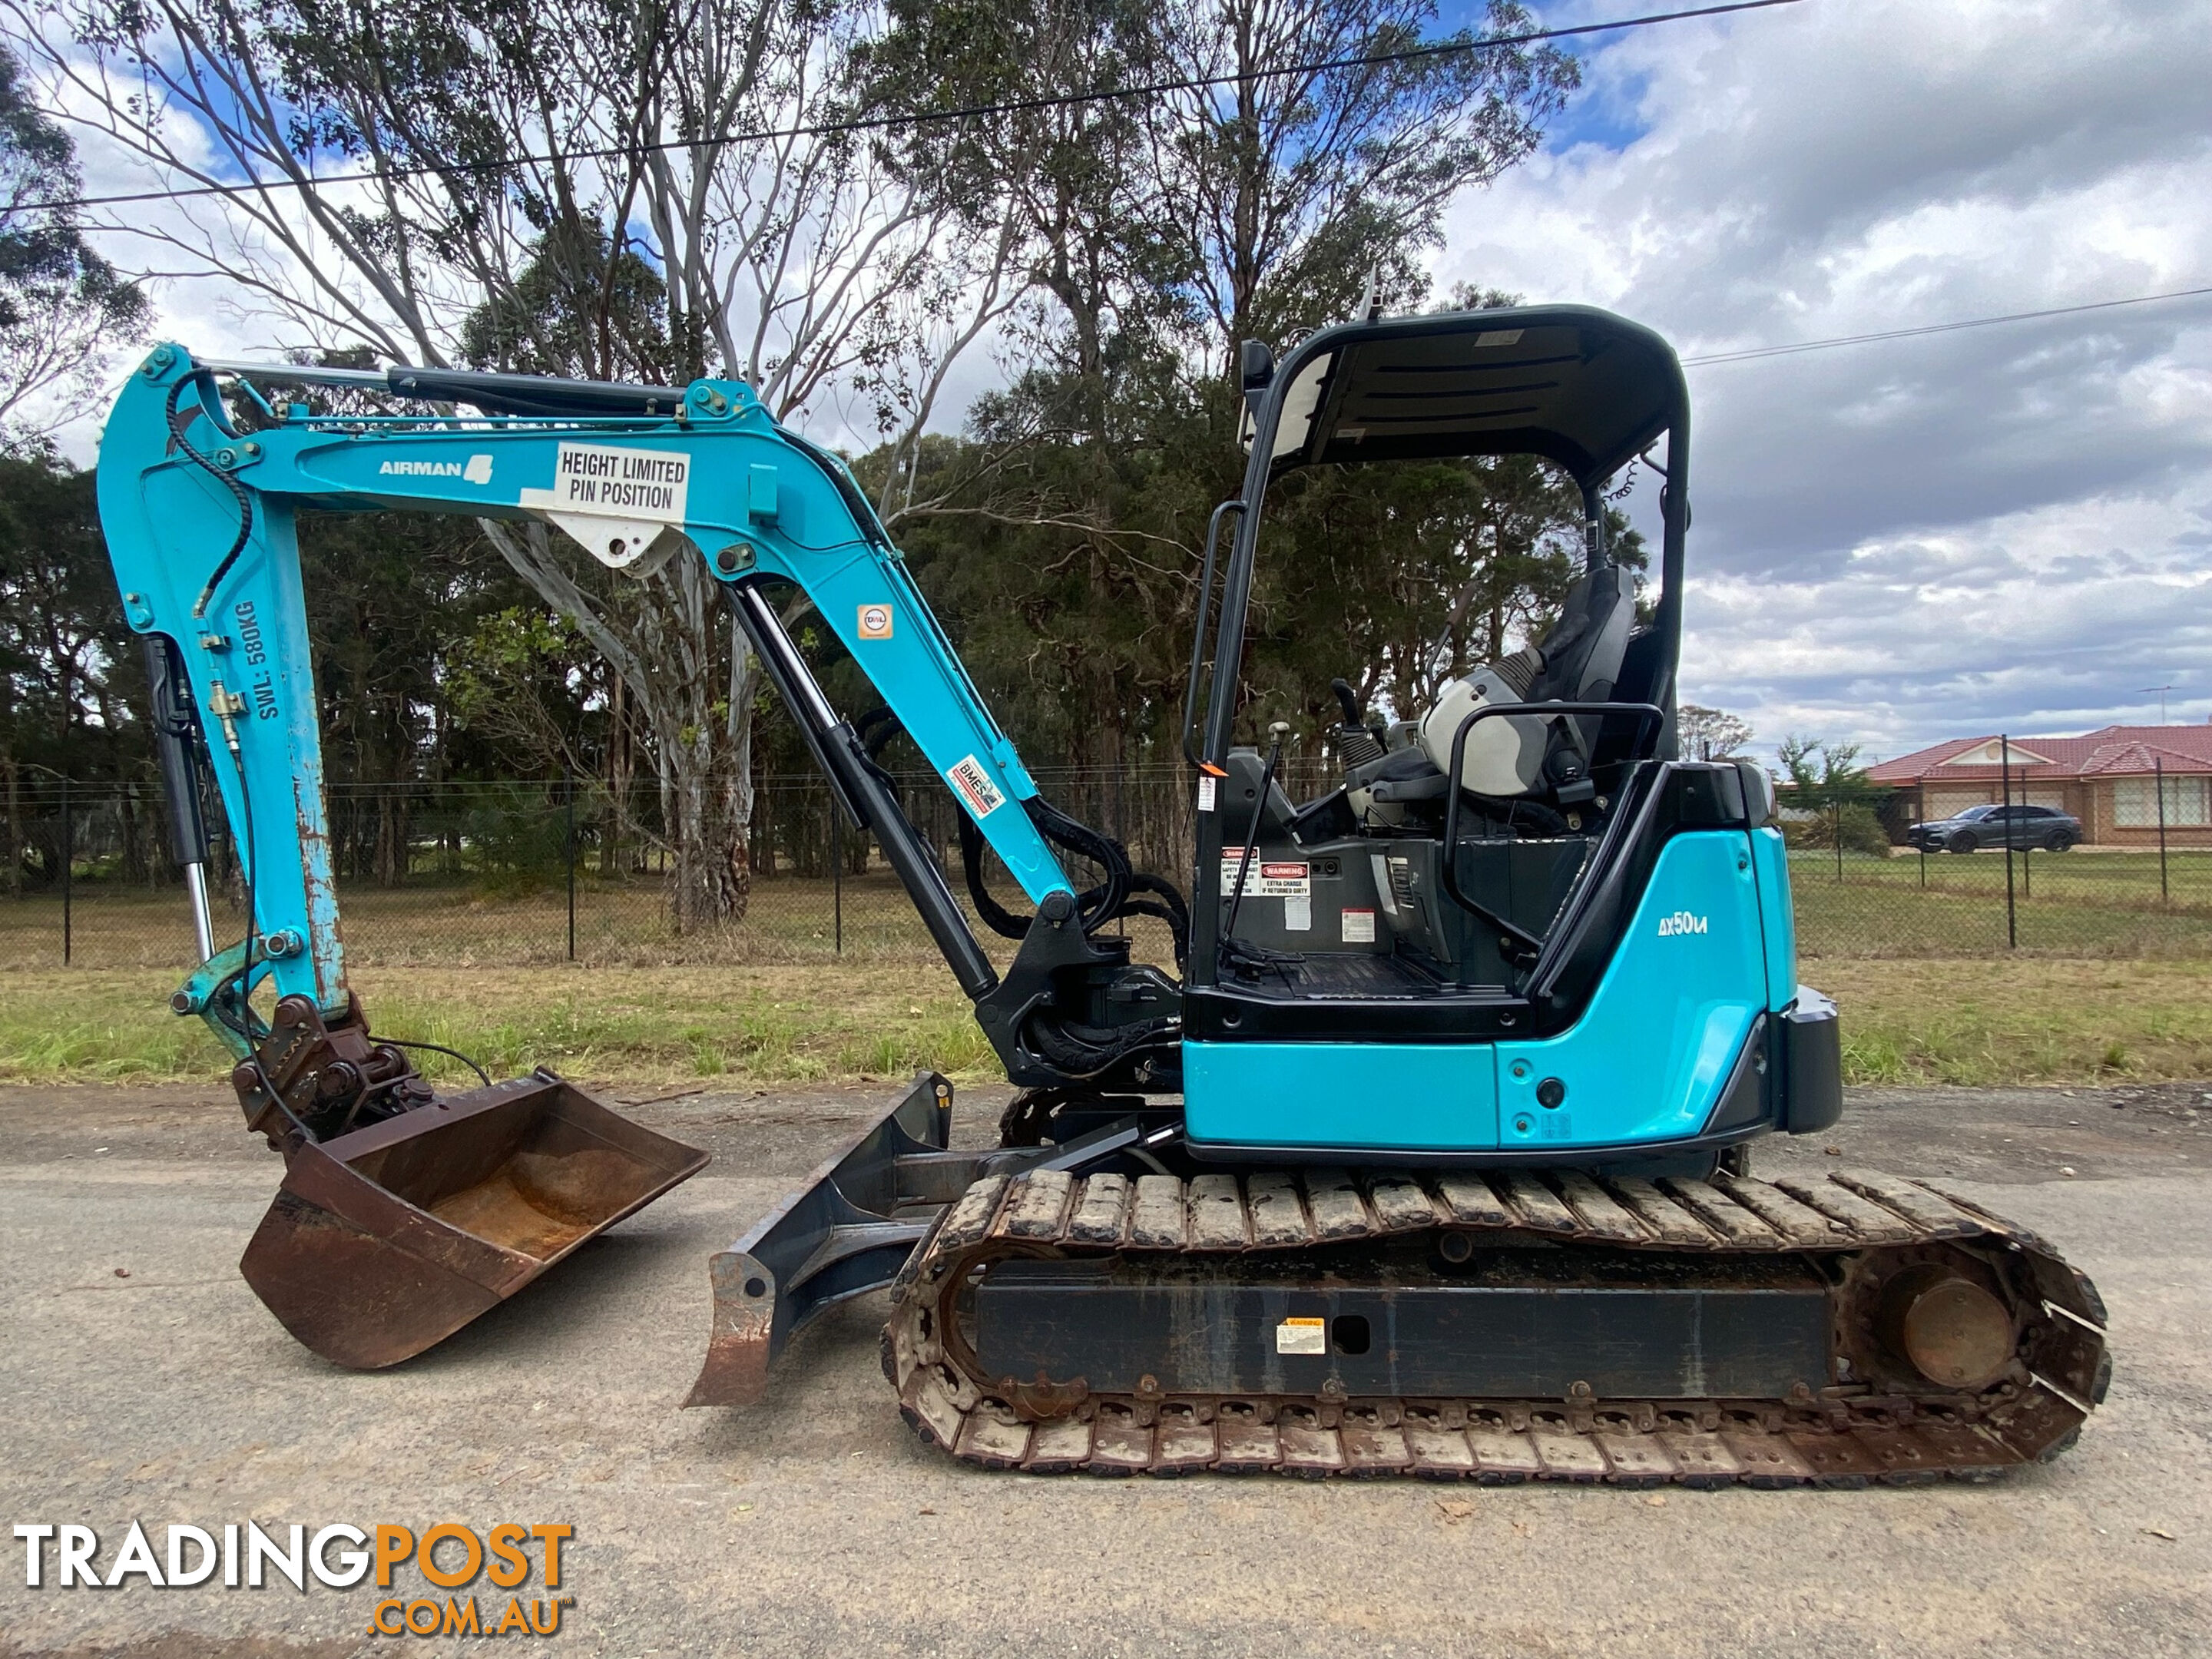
top-left (1, 1077), bottom-right (2207, 1659)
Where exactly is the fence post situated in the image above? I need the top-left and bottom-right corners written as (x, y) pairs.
top-left (1832, 798), bottom-right (1843, 882)
top-left (831, 802), bottom-right (843, 955)
top-left (2000, 734), bottom-right (2017, 949)
top-left (2155, 755), bottom-right (2168, 902)
top-left (60, 776), bottom-right (72, 966)
top-left (565, 774), bottom-right (578, 962)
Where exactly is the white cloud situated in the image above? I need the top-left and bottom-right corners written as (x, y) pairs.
top-left (24, 0), bottom-right (2212, 760)
top-left (1439, 0), bottom-right (2212, 756)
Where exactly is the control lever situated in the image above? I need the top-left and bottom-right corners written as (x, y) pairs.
top-left (1221, 722), bottom-right (1306, 981)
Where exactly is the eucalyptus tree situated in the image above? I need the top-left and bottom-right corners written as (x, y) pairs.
top-left (0, 40), bottom-right (144, 448)
top-left (15, 0), bottom-right (1025, 923)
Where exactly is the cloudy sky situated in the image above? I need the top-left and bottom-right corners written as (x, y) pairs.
top-left (38, 0), bottom-right (2212, 764)
top-left (1437, 0), bottom-right (2212, 760)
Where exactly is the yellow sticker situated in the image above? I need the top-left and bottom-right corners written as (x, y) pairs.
top-left (857, 603), bottom-right (894, 639)
top-left (1277, 1316), bottom-right (1326, 1356)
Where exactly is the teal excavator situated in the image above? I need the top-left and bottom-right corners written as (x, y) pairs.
top-left (96, 305), bottom-right (2108, 1482)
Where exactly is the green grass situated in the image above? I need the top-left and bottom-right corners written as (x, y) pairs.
top-left (1816, 958), bottom-right (2212, 1087)
top-left (5, 848), bottom-right (2209, 1093)
top-left (1789, 849), bottom-right (2212, 958)
top-left (0, 869), bottom-right (1181, 973)
top-left (5, 956), bottom-right (2208, 1094)
top-left (0, 963), bottom-right (998, 1090)
top-left (13, 854), bottom-right (2206, 975)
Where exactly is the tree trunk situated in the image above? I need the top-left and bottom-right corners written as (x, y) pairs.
top-left (2, 757), bottom-right (19, 898)
top-left (480, 521), bottom-right (760, 930)
top-left (602, 673), bottom-right (631, 876)
top-left (376, 790), bottom-right (406, 887)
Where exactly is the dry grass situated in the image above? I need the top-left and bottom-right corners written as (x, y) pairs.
top-left (4, 955), bottom-right (2209, 1093)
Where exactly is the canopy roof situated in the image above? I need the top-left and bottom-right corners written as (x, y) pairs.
top-left (1260, 304), bottom-right (1687, 487)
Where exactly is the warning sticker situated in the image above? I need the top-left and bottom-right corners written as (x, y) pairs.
top-left (1284, 895), bottom-right (1311, 932)
top-left (1341, 908), bottom-right (1376, 944)
top-left (857, 603), bottom-right (893, 639)
top-left (1220, 855), bottom-right (1310, 898)
top-left (521, 442), bottom-right (690, 520)
top-left (946, 754), bottom-right (1005, 819)
top-left (1277, 1316), bottom-right (1326, 1356)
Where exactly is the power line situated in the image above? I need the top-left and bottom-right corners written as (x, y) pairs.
top-left (22, 0), bottom-right (1802, 217)
top-left (1681, 284), bottom-right (2212, 366)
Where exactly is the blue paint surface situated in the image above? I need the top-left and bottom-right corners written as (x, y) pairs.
top-left (1185, 831), bottom-right (1771, 1154)
top-left (1184, 1041), bottom-right (1498, 1150)
top-left (1749, 826), bottom-right (1798, 1010)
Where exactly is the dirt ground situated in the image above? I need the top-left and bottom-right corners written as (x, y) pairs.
top-left (2, 1076), bottom-right (2207, 1659)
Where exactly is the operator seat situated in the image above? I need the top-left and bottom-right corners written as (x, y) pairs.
top-left (1417, 562), bottom-right (1636, 801)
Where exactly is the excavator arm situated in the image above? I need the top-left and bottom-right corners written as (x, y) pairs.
top-left (101, 346), bottom-right (1081, 1023)
top-left (97, 343), bottom-right (1151, 1372)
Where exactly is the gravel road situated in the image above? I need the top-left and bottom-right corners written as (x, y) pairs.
top-left (2, 1076), bottom-right (2206, 1659)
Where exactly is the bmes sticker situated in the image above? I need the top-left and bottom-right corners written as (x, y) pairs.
top-left (946, 755), bottom-right (1005, 818)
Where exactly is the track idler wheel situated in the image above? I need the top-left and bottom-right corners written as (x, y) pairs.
top-left (1872, 1259), bottom-right (2018, 1392)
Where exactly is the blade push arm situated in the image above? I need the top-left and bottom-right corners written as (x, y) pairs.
top-left (100, 344), bottom-right (1075, 1021)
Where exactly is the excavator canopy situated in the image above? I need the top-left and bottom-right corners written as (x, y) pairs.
top-left (1256, 304), bottom-right (1687, 485)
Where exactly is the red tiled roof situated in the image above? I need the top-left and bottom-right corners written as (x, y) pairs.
top-left (1869, 724), bottom-right (2212, 783)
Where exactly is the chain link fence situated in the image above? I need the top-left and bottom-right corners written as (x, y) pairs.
top-left (5, 773), bottom-right (2210, 972)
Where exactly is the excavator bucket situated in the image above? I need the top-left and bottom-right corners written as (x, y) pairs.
top-left (239, 1072), bottom-right (708, 1369)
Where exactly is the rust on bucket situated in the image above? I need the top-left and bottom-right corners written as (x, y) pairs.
top-left (240, 1071), bottom-right (708, 1369)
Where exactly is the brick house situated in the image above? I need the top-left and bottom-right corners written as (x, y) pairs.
top-left (1867, 724), bottom-right (2212, 847)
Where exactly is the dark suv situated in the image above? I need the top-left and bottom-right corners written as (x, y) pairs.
top-left (1907, 803), bottom-right (2081, 853)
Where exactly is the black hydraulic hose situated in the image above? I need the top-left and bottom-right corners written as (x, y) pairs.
top-left (855, 706), bottom-right (904, 764)
top-left (961, 804), bottom-right (1188, 965)
top-left (1025, 796), bottom-right (1131, 935)
top-left (380, 1036), bottom-right (492, 1087)
top-left (1023, 1009), bottom-right (1177, 1078)
top-left (959, 810), bottom-right (1032, 940)
top-left (165, 373), bottom-right (257, 621)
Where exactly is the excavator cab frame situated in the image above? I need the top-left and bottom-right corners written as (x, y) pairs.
top-left (1160, 307), bottom-right (1836, 1164)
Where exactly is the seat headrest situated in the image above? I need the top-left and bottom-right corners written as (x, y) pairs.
top-left (1528, 565), bottom-right (1636, 704)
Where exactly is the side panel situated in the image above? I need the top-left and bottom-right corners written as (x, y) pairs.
top-left (1749, 824), bottom-right (1797, 1010)
top-left (1182, 1041), bottom-right (1499, 1151)
top-left (1495, 831), bottom-right (1765, 1151)
top-left (1184, 831), bottom-right (1766, 1155)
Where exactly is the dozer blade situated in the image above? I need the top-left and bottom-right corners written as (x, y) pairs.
top-left (240, 1071), bottom-right (708, 1369)
top-left (684, 1072), bottom-right (975, 1409)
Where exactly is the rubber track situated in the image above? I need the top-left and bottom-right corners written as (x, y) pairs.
top-left (882, 1166), bottom-right (2109, 1485)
